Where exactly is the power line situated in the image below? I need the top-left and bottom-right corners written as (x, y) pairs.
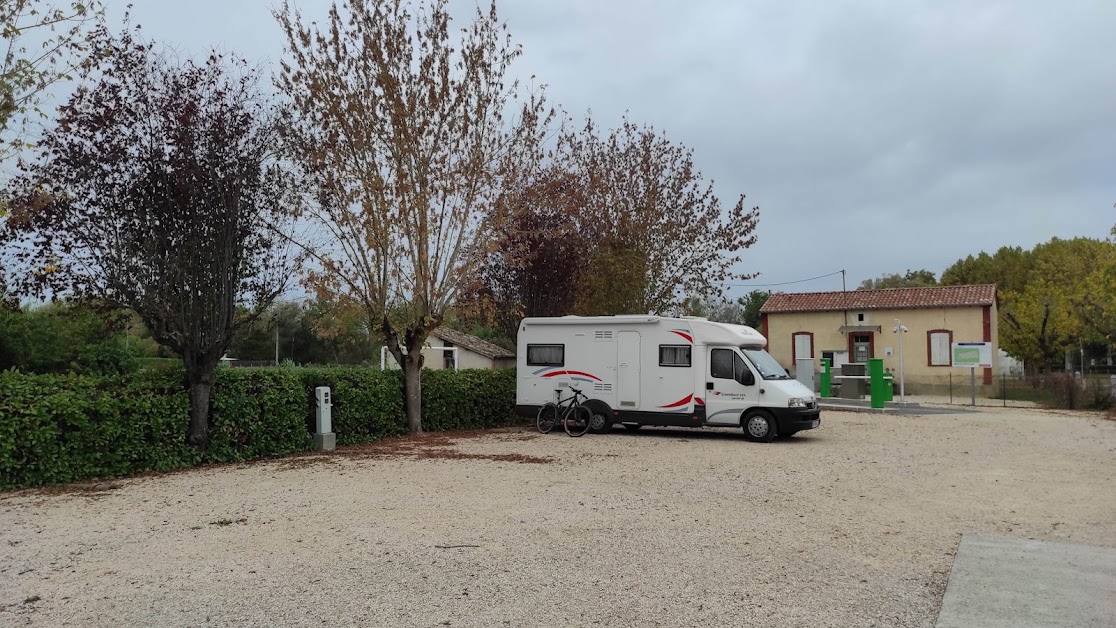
top-left (724, 269), bottom-right (846, 288)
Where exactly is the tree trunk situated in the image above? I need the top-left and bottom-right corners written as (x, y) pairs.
top-left (403, 355), bottom-right (423, 435)
top-left (383, 319), bottom-right (430, 435)
top-left (185, 361), bottom-right (217, 450)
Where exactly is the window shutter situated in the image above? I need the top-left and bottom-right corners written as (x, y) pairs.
top-left (793, 333), bottom-right (813, 360)
top-left (930, 332), bottom-right (951, 366)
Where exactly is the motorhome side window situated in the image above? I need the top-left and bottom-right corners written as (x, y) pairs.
top-left (710, 349), bottom-right (734, 379)
top-left (526, 344), bottom-right (564, 366)
top-left (659, 345), bottom-right (691, 367)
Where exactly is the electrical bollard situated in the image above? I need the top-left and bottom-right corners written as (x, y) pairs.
top-left (314, 386), bottom-right (335, 451)
top-left (819, 359), bottom-right (832, 398)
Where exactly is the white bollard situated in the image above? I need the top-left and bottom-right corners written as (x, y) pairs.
top-left (314, 386), bottom-right (335, 451)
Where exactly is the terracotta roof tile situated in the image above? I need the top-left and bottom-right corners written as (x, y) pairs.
top-left (431, 327), bottom-right (515, 360)
top-left (759, 284), bottom-right (996, 314)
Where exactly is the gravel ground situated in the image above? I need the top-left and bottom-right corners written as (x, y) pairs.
top-left (2, 407), bottom-right (1115, 628)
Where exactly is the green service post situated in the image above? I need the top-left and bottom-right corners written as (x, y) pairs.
top-left (868, 358), bottom-right (886, 409)
top-left (820, 359), bottom-right (832, 398)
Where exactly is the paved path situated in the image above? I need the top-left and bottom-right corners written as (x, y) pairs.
top-left (936, 535), bottom-right (1116, 628)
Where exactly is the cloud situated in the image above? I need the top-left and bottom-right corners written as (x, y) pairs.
top-left (124, 0), bottom-right (1116, 294)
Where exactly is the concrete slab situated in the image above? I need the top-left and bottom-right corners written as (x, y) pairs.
top-left (819, 403), bottom-right (974, 416)
top-left (936, 535), bottom-right (1116, 628)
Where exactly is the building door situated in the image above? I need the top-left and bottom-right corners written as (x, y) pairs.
top-left (850, 333), bottom-right (872, 363)
top-left (617, 331), bottom-right (641, 409)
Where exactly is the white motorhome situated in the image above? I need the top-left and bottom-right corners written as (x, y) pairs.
top-left (515, 315), bottom-right (821, 442)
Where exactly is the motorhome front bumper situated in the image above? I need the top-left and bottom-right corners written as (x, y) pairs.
top-left (771, 407), bottom-right (821, 433)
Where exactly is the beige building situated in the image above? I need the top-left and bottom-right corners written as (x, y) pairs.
top-left (384, 326), bottom-right (515, 370)
top-left (759, 285), bottom-right (998, 389)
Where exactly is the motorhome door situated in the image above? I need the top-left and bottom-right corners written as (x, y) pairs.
top-left (617, 331), bottom-right (641, 409)
top-left (704, 347), bottom-right (758, 425)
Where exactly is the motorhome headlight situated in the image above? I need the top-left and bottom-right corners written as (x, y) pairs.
top-left (788, 397), bottom-right (808, 408)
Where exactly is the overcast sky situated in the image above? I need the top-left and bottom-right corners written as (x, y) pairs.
top-left (114, 0), bottom-right (1116, 297)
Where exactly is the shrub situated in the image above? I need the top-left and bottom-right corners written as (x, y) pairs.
top-left (74, 339), bottom-right (141, 375)
top-left (1085, 379), bottom-right (1113, 411)
top-left (205, 370), bottom-right (312, 463)
top-left (1050, 373), bottom-right (1080, 409)
top-left (298, 368), bottom-right (406, 444)
top-left (0, 367), bottom-right (517, 490)
top-left (137, 357), bottom-right (181, 371)
top-left (422, 368), bottom-right (517, 431)
top-left (0, 304), bottom-right (138, 375)
top-left (0, 371), bottom-right (197, 488)
top-left (0, 369), bottom-right (311, 490)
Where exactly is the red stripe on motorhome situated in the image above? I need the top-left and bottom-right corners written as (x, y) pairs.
top-left (669, 330), bottom-right (694, 343)
top-left (541, 370), bottom-right (603, 382)
top-left (659, 394), bottom-right (694, 409)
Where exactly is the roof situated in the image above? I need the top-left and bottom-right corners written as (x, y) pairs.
top-left (430, 327), bottom-right (515, 360)
top-left (759, 284), bottom-right (996, 314)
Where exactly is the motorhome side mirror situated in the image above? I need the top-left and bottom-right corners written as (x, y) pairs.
top-left (740, 371), bottom-right (755, 387)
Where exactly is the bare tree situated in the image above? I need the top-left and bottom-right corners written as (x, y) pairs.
top-left (565, 117), bottom-right (759, 314)
top-left (276, 0), bottom-right (551, 434)
top-left (2, 24), bottom-right (299, 449)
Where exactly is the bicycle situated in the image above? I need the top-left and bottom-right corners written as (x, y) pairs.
top-left (536, 386), bottom-right (593, 437)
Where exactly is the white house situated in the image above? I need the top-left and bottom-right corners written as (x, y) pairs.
top-left (383, 327), bottom-right (515, 370)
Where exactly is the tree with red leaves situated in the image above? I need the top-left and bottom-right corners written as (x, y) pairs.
top-left (2, 23), bottom-right (299, 450)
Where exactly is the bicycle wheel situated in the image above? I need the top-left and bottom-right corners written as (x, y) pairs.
top-left (564, 404), bottom-right (592, 437)
top-left (537, 403), bottom-right (559, 434)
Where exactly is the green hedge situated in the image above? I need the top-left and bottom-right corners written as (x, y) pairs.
top-left (296, 367), bottom-right (518, 443)
top-left (421, 368), bottom-right (517, 431)
top-left (298, 369), bottom-right (407, 445)
top-left (0, 371), bottom-right (196, 487)
top-left (0, 367), bottom-right (516, 490)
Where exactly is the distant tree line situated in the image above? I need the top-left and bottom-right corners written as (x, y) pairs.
top-left (856, 235), bottom-right (1116, 373)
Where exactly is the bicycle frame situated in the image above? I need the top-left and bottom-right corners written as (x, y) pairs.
top-left (552, 387), bottom-right (588, 411)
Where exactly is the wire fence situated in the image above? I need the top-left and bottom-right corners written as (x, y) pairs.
top-left (934, 372), bottom-right (1116, 410)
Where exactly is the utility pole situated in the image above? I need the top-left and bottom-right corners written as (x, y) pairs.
top-left (893, 320), bottom-right (908, 402)
top-left (841, 269), bottom-right (848, 328)
top-left (275, 326), bottom-right (279, 366)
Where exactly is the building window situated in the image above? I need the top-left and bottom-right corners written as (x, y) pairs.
top-left (857, 313), bottom-right (865, 322)
top-left (792, 332), bottom-right (814, 362)
top-left (659, 345), bottom-right (691, 367)
top-left (443, 341), bottom-right (455, 370)
top-left (527, 344), bottom-right (564, 367)
top-left (928, 330), bottom-right (952, 366)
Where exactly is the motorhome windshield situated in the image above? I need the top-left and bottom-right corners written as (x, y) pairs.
top-left (742, 348), bottom-right (791, 380)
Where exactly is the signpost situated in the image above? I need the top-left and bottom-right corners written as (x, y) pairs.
top-left (952, 342), bottom-right (993, 406)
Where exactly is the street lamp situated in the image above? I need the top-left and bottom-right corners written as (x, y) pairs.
top-left (893, 320), bottom-right (908, 402)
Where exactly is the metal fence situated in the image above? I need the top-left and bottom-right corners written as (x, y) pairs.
top-left (938, 372), bottom-right (1116, 410)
